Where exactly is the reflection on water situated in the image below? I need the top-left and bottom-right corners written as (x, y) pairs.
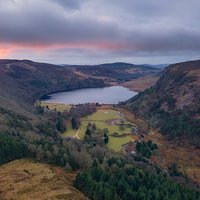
top-left (42, 86), bottom-right (137, 104)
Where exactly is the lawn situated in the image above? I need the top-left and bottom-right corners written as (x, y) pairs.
top-left (62, 109), bottom-right (135, 151)
top-left (107, 135), bottom-right (133, 151)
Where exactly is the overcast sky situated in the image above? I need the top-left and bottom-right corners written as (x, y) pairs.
top-left (0, 0), bottom-right (200, 64)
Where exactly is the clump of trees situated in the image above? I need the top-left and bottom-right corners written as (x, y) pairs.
top-left (136, 140), bottom-right (157, 158)
top-left (0, 107), bottom-right (32, 131)
top-left (35, 105), bottom-right (44, 115)
top-left (0, 133), bottom-right (28, 164)
top-left (37, 122), bottom-right (58, 137)
top-left (84, 123), bottom-right (109, 146)
top-left (168, 163), bottom-right (183, 177)
top-left (69, 104), bottom-right (97, 118)
top-left (71, 116), bottom-right (80, 130)
top-left (56, 114), bottom-right (66, 133)
top-left (159, 110), bottom-right (200, 138)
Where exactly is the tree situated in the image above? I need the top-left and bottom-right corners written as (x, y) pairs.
top-left (56, 116), bottom-right (66, 133)
top-left (35, 105), bottom-right (44, 114)
top-left (85, 127), bottom-right (92, 136)
top-left (104, 133), bottom-right (109, 144)
top-left (122, 189), bottom-right (135, 200)
top-left (71, 116), bottom-right (80, 130)
top-left (104, 188), bottom-right (113, 200)
top-left (119, 119), bottom-right (125, 131)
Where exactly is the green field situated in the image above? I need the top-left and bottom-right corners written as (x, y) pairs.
top-left (62, 109), bottom-right (135, 151)
top-left (40, 102), bottom-right (71, 112)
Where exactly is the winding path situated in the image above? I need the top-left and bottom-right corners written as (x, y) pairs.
top-left (73, 129), bottom-right (80, 139)
top-left (114, 110), bottom-right (138, 129)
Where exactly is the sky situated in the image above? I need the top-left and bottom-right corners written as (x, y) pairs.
top-left (0, 0), bottom-right (200, 65)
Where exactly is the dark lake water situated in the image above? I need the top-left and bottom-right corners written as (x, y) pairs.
top-left (42, 86), bottom-right (137, 104)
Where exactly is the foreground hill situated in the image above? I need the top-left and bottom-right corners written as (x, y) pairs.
top-left (127, 60), bottom-right (200, 144)
top-left (0, 159), bottom-right (88, 200)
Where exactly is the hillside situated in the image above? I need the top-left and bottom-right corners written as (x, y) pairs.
top-left (0, 159), bottom-right (88, 200)
top-left (0, 59), bottom-right (105, 113)
top-left (126, 60), bottom-right (200, 144)
top-left (0, 59), bottom-right (106, 132)
top-left (68, 62), bottom-right (161, 91)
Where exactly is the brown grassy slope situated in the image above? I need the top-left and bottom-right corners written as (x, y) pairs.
top-left (120, 75), bottom-right (158, 92)
top-left (146, 130), bottom-right (200, 185)
top-left (127, 60), bottom-right (200, 115)
top-left (0, 159), bottom-right (88, 200)
top-left (155, 60), bottom-right (200, 111)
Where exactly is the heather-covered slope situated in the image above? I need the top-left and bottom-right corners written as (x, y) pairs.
top-left (126, 60), bottom-right (200, 143)
top-left (0, 159), bottom-right (88, 200)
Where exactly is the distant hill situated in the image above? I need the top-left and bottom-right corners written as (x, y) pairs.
top-left (142, 64), bottom-right (169, 68)
top-left (68, 62), bottom-right (161, 82)
top-left (126, 60), bottom-right (200, 145)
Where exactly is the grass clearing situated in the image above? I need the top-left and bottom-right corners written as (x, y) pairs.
top-left (40, 101), bottom-right (71, 112)
top-left (62, 109), bottom-right (135, 151)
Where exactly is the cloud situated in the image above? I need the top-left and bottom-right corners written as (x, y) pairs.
top-left (0, 0), bottom-right (199, 64)
top-left (51, 0), bottom-right (82, 9)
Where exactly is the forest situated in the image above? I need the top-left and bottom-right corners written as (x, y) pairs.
top-left (75, 157), bottom-right (200, 200)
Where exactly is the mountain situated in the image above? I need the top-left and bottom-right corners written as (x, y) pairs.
top-left (126, 60), bottom-right (200, 144)
top-left (63, 62), bottom-right (167, 69)
top-left (67, 62), bottom-right (162, 92)
top-left (69, 62), bottom-right (161, 82)
top-left (70, 62), bottom-right (161, 82)
top-left (0, 59), bottom-right (105, 113)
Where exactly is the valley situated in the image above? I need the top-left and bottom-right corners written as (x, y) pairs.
top-left (53, 106), bottom-right (137, 151)
top-left (1, 1), bottom-right (200, 199)
top-left (0, 59), bottom-right (200, 199)
top-left (41, 99), bottom-right (200, 186)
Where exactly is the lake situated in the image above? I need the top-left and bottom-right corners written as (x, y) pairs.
top-left (42, 86), bottom-right (137, 104)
